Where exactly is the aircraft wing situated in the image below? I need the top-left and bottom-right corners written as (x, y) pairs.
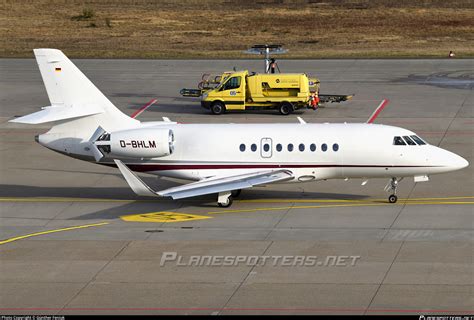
top-left (114, 159), bottom-right (293, 199)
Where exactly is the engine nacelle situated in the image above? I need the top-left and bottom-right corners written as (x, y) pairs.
top-left (95, 128), bottom-right (174, 159)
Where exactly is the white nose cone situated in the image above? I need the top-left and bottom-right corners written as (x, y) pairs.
top-left (451, 154), bottom-right (469, 171)
top-left (441, 148), bottom-right (469, 171)
top-left (428, 146), bottom-right (469, 174)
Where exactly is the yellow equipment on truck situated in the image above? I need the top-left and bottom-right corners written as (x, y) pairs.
top-left (201, 70), bottom-right (312, 115)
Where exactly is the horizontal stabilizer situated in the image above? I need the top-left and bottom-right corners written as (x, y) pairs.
top-left (10, 104), bottom-right (103, 124)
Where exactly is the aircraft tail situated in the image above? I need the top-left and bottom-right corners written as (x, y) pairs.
top-left (10, 49), bottom-right (138, 131)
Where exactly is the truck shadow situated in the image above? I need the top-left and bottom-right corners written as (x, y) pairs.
top-left (126, 101), bottom-right (307, 117)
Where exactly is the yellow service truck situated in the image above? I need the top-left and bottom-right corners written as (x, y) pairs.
top-left (180, 70), bottom-right (351, 115)
top-left (200, 70), bottom-right (312, 115)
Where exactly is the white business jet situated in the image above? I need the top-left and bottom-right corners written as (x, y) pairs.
top-left (10, 49), bottom-right (469, 207)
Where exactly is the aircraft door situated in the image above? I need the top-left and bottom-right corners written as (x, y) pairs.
top-left (261, 138), bottom-right (272, 158)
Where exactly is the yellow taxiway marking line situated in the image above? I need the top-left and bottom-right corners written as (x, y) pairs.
top-left (0, 196), bottom-right (473, 203)
top-left (240, 196), bottom-right (474, 204)
top-left (122, 200), bottom-right (473, 222)
top-left (208, 201), bottom-right (474, 215)
top-left (208, 203), bottom-right (388, 214)
top-left (121, 211), bottom-right (211, 223)
top-left (0, 222), bottom-right (109, 246)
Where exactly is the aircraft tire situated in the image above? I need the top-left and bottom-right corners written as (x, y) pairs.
top-left (388, 195), bottom-right (398, 203)
top-left (218, 196), bottom-right (233, 207)
top-left (231, 189), bottom-right (242, 198)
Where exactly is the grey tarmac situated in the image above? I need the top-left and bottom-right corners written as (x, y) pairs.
top-left (0, 58), bottom-right (472, 315)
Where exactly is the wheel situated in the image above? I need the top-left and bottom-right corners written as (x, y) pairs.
top-left (279, 102), bottom-right (293, 115)
top-left (388, 195), bottom-right (398, 203)
top-left (211, 101), bottom-right (225, 115)
top-left (231, 189), bottom-right (241, 198)
top-left (218, 196), bottom-right (233, 208)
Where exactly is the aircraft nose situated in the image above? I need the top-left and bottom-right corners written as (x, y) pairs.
top-left (443, 150), bottom-right (469, 171)
top-left (451, 154), bottom-right (469, 170)
top-left (430, 146), bottom-right (469, 173)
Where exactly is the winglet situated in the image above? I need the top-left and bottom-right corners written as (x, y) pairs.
top-left (367, 99), bottom-right (389, 124)
top-left (114, 159), bottom-right (158, 197)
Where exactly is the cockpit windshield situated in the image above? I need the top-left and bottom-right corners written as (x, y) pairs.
top-left (393, 136), bottom-right (406, 145)
top-left (410, 135), bottom-right (427, 145)
top-left (393, 135), bottom-right (427, 146)
top-left (403, 136), bottom-right (416, 145)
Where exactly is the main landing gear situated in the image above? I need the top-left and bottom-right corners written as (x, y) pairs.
top-left (385, 177), bottom-right (401, 203)
top-left (217, 189), bottom-right (241, 207)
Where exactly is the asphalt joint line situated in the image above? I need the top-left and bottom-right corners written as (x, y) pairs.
top-left (382, 180), bottom-right (418, 241)
top-left (59, 240), bottom-right (133, 313)
top-left (364, 240), bottom-right (405, 315)
top-left (437, 90), bottom-right (467, 148)
top-left (266, 202), bottom-right (295, 238)
top-left (217, 240), bottom-right (274, 315)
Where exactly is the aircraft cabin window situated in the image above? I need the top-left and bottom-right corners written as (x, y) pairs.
top-left (393, 136), bottom-right (406, 145)
top-left (263, 144), bottom-right (270, 152)
top-left (310, 143), bottom-right (316, 152)
top-left (288, 144), bottom-right (294, 152)
top-left (321, 143), bottom-right (327, 152)
top-left (410, 135), bottom-right (426, 145)
top-left (276, 144), bottom-right (282, 152)
top-left (239, 144), bottom-right (245, 152)
top-left (299, 144), bottom-right (305, 152)
top-left (222, 76), bottom-right (241, 91)
top-left (251, 144), bottom-right (257, 152)
top-left (333, 143), bottom-right (339, 151)
top-left (403, 136), bottom-right (416, 145)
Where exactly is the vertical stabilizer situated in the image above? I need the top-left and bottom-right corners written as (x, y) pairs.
top-left (10, 49), bottom-right (138, 130)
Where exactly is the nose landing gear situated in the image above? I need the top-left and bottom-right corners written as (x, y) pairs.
top-left (385, 177), bottom-right (401, 203)
top-left (388, 194), bottom-right (398, 204)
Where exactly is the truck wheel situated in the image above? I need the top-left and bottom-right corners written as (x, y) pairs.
top-left (211, 101), bottom-right (225, 115)
top-left (279, 102), bottom-right (293, 115)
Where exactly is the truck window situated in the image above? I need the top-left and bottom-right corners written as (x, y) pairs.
top-left (222, 76), bottom-right (241, 91)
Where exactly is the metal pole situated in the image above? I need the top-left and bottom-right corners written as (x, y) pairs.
top-left (265, 47), bottom-right (270, 73)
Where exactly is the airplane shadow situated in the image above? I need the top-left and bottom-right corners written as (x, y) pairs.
top-left (0, 184), bottom-right (369, 220)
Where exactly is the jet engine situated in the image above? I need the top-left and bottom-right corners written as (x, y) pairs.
top-left (93, 128), bottom-right (174, 160)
